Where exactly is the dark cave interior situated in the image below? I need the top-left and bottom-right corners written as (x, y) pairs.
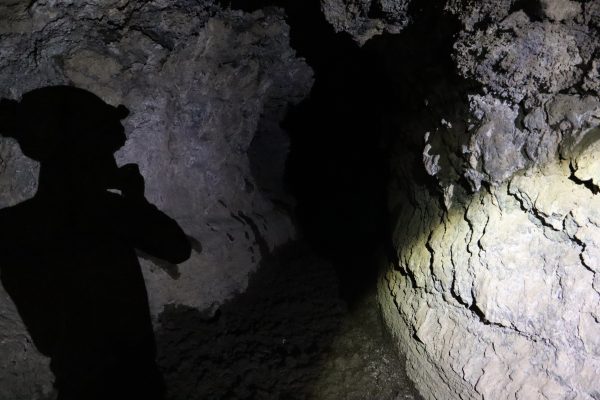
top-left (1, 0), bottom-right (598, 398)
top-left (0, 0), bottom-right (568, 398)
top-left (157, 1), bottom-right (469, 398)
top-left (139, 2), bottom-right (470, 398)
top-left (228, 0), bottom-right (468, 301)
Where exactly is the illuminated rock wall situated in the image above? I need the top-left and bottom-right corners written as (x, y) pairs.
top-left (378, 1), bottom-right (600, 399)
top-left (380, 159), bottom-right (600, 399)
top-left (0, 1), bottom-right (311, 397)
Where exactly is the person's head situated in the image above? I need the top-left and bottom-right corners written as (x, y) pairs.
top-left (0, 86), bottom-right (130, 192)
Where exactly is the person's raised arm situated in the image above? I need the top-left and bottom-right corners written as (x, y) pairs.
top-left (118, 164), bottom-right (192, 264)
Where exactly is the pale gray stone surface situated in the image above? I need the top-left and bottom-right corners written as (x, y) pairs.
top-left (379, 1), bottom-right (600, 399)
top-left (381, 160), bottom-right (600, 399)
top-left (0, 0), bottom-right (312, 396)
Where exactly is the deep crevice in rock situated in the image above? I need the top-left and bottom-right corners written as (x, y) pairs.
top-left (569, 162), bottom-right (600, 195)
top-left (509, 0), bottom-right (544, 22)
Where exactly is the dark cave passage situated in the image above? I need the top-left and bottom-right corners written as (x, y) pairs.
top-left (233, 0), bottom-right (468, 302)
top-left (154, 1), bottom-right (465, 398)
top-left (223, 0), bottom-right (393, 303)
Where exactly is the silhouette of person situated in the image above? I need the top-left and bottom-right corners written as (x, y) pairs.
top-left (0, 86), bottom-right (192, 400)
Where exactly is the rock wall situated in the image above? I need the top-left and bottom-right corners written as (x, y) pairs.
top-left (1, 0), bottom-right (599, 398)
top-left (380, 160), bottom-right (600, 399)
top-left (320, 0), bottom-right (410, 45)
top-left (0, 1), bottom-right (312, 397)
top-left (374, 0), bottom-right (600, 399)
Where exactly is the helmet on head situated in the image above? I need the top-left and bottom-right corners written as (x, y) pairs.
top-left (0, 86), bottom-right (129, 162)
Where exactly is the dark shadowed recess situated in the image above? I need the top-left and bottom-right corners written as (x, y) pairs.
top-left (221, 0), bottom-right (467, 302)
top-left (156, 242), bottom-right (345, 400)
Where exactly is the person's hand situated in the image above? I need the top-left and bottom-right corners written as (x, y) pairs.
top-left (117, 163), bottom-right (145, 199)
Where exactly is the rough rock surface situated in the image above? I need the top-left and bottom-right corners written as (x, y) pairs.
top-left (156, 242), bottom-right (422, 400)
top-left (381, 160), bottom-right (600, 399)
top-left (442, 5), bottom-right (600, 191)
top-left (1, 0), bottom-right (599, 398)
top-left (378, 1), bottom-right (600, 399)
top-left (320, 0), bottom-right (410, 45)
top-left (0, 0), bottom-right (312, 397)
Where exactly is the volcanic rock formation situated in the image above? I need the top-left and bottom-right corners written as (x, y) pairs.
top-left (0, 0), bottom-right (599, 399)
top-left (377, 1), bottom-right (600, 399)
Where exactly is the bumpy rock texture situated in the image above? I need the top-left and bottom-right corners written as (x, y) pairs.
top-left (0, 1), bottom-right (311, 397)
top-left (381, 163), bottom-right (600, 399)
top-left (320, 0), bottom-right (410, 44)
top-left (2, 0), bottom-right (599, 398)
top-left (377, 0), bottom-right (600, 399)
top-left (156, 242), bottom-right (422, 400)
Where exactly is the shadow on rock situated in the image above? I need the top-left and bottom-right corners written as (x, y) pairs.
top-left (0, 86), bottom-right (191, 400)
top-left (156, 241), bottom-right (345, 400)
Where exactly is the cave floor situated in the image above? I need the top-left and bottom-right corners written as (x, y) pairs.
top-left (308, 283), bottom-right (422, 400)
top-left (156, 241), bottom-right (422, 400)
